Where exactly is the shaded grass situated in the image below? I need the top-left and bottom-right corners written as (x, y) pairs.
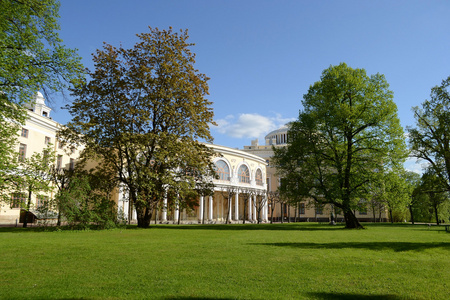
top-left (1, 223), bottom-right (449, 299)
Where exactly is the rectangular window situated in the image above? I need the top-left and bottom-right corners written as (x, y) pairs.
top-left (358, 206), bottom-right (368, 215)
top-left (21, 128), bottom-right (28, 138)
top-left (45, 136), bottom-right (51, 144)
top-left (299, 202), bottom-right (305, 215)
top-left (36, 195), bottom-right (49, 209)
top-left (58, 141), bottom-right (64, 149)
top-left (19, 144), bottom-right (27, 161)
top-left (315, 205), bottom-right (323, 215)
top-left (69, 158), bottom-right (75, 170)
top-left (11, 193), bottom-right (26, 209)
top-left (56, 155), bottom-right (63, 169)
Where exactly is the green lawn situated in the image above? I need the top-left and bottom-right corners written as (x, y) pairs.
top-left (1, 223), bottom-right (449, 300)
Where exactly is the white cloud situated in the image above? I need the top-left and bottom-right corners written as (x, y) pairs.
top-left (404, 157), bottom-right (428, 175)
top-left (214, 113), bottom-right (295, 139)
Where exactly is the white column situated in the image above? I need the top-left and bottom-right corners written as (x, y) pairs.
top-left (199, 195), bottom-right (204, 223)
top-left (228, 196), bottom-right (232, 222)
top-left (132, 207), bottom-right (137, 221)
top-left (263, 195), bottom-right (268, 222)
top-left (248, 195), bottom-right (252, 221)
top-left (209, 195), bottom-right (213, 221)
top-left (162, 194), bottom-right (168, 222)
top-left (174, 201), bottom-right (179, 223)
top-left (217, 195), bottom-right (221, 221)
top-left (252, 195), bottom-right (257, 221)
top-left (234, 192), bottom-right (239, 221)
top-left (265, 196), bottom-right (269, 222)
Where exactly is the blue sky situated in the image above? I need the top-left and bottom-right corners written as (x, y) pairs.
top-left (53, 0), bottom-right (450, 173)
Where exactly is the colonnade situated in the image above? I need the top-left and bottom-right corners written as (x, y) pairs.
top-left (159, 189), bottom-right (269, 223)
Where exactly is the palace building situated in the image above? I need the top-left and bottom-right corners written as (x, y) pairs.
top-left (0, 93), bottom-right (269, 225)
top-left (1, 93), bottom-right (385, 225)
top-left (0, 93), bottom-right (84, 224)
top-left (118, 144), bottom-right (268, 224)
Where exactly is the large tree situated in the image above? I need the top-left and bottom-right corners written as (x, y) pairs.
top-left (0, 0), bottom-right (83, 193)
top-left (404, 170), bottom-right (421, 224)
top-left (408, 75), bottom-right (450, 191)
top-left (380, 169), bottom-right (410, 223)
top-left (10, 146), bottom-right (55, 228)
top-left (274, 63), bottom-right (406, 229)
top-left (62, 27), bottom-right (216, 228)
top-left (417, 170), bottom-right (449, 225)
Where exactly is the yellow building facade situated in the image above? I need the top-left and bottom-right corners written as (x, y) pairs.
top-left (0, 93), bottom-right (83, 224)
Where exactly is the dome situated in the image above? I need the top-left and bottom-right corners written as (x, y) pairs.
top-left (264, 125), bottom-right (289, 140)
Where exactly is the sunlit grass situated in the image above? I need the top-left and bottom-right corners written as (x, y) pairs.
top-left (1, 223), bottom-right (449, 299)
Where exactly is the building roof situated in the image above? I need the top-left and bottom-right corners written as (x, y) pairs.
top-left (264, 125), bottom-right (289, 139)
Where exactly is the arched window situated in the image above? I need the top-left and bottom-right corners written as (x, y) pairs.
top-left (214, 160), bottom-right (230, 181)
top-left (255, 169), bottom-right (263, 186)
top-left (238, 165), bottom-right (250, 183)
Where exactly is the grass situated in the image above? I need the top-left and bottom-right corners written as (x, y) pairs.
top-left (1, 223), bottom-right (449, 300)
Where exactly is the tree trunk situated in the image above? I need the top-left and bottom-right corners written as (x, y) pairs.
top-left (57, 210), bottom-right (61, 227)
top-left (23, 189), bottom-right (33, 228)
top-left (270, 204), bottom-right (274, 224)
top-left (433, 203), bottom-right (440, 225)
top-left (389, 208), bottom-right (393, 224)
top-left (343, 208), bottom-right (364, 229)
top-left (177, 204), bottom-right (181, 225)
top-left (225, 197), bottom-right (231, 224)
top-left (136, 206), bottom-right (152, 228)
top-left (409, 204), bottom-right (415, 225)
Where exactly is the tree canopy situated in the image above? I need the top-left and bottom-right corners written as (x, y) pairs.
top-left (0, 0), bottom-right (83, 194)
top-left (273, 63), bottom-right (407, 229)
top-left (408, 75), bottom-right (450, 192)
top-left (0, 0), bottom-right (83, 105)
top-left (62, 27), bottom-right (216, 228)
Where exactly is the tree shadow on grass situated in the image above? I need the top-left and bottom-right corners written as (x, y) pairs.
top-left (163, 294), bottom-right (404, 300)
top-left (250, 241), bottom-right (450, 252)
top-left (306, 292), bottom-right (404, 300)
top-left (164, 297), bottom-right (237, 300)
top-left (149, 223), bottom-right (347, 231)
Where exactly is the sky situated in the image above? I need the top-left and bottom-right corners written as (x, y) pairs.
top-left (52, 0), bottom-right (450, 174)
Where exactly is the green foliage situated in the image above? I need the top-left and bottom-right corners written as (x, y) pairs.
top-left (274, 63), bottom-right (407, 229)
top-left (62, 27), bottom-right (216, 228)
top-left (0, 110), bottom-right (19, 196)
top-left (380, 169), bottom-right (411, 222)
top-left (56, 170), bottom-right (119, 230)
top-left (9, 145), bottom-right (55, 227)
top-left (0, 0), bottom-right (83, 193)
top-left (408, 75), bottom-right (450, 191)
top-left (0, 0), bottom-right (84, 105)
top-left (414, 170), bottom-right (450, 225)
